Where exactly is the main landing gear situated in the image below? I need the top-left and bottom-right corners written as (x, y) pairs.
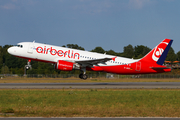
top-left (79, 73), bottom-right (88, 80)
top-left (79, 67), bottom-right (88, 80)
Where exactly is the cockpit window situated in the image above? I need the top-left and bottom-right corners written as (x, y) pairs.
top-left (15, 44), bottom-right (23, 48)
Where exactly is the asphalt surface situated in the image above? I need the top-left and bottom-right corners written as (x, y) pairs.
top-left (0, 82), bottom-right (180, 89)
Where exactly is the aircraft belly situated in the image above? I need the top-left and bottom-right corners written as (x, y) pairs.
top-left (99, 64), bottom-right (143, 74)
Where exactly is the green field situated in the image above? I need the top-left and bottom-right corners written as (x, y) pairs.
top-left (1, 89), bottom-right (180, 117)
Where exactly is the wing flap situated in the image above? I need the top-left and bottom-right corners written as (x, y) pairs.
top-left (76, 57), bottom-right (113, 67)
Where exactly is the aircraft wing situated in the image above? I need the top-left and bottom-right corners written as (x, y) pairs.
top-left (76, 57), bottom-right (114, 67)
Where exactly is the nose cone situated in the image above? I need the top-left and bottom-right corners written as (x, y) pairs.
top-left (7, 47), bottom-right (16, 55)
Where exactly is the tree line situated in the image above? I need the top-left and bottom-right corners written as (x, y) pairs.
top-left (0, 44), bottom-right (179, 75)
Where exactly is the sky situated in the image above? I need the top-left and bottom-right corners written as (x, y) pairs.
top-left (0, 0), bottom-right (180, 53)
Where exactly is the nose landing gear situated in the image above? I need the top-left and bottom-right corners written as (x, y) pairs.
top-left (24, 60), bottom-right (32, 75)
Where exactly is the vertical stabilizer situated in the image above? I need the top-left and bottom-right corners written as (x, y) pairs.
top-left (140, 39), bottom-right (173, 65)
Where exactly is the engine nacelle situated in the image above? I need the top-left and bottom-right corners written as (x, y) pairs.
top-left (55, 60), bottom-right (74, 71)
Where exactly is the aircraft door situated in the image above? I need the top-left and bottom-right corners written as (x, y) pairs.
top-left (136, 62), bottom-right (141, 71)
top-left (27, 41), bottom-right (35, 54)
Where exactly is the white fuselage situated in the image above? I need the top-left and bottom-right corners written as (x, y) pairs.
top-left (8, 42), bottom-right (138, 66)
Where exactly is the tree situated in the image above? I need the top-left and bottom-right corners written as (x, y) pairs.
top-left (166, 47), bottom-right (176, 62)
top-left (177, 51), bottom-right (180, 61)
top-left (123, 44), bottom-right (134, 58)
top-left (134, 45), bottom-right (151, 59)
top-left (1, 65), bottom-right (9, 74)
top-left (66, 44), bottom-right (85, 50)
top-left (91, 47), bottom-right (105, 54)
top-left (5, 51), bottom-right (26, 69)
top-left (0, 46), bottom-right (3, 69)
top-left (35, 62), bottom-right (58, 74)
top-left (106, 50), bottom-right (117, 56)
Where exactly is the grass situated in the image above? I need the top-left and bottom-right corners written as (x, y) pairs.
top-left (0, 89), bottom-right (180, 117)
top-left (1, 77), bottom-right (180, 83)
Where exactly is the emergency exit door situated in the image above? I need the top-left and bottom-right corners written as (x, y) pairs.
top-left (136, 62), bottom-right (141, 71)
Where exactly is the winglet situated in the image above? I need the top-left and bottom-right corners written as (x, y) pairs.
top-left (112, 57), bottom-right (117, 61)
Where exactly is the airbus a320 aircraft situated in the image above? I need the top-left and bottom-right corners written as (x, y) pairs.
top-left (8, 39), bottom-right (173, 79)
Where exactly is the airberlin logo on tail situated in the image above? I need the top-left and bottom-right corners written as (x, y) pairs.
top-left (152, 42), bottom-right (168, 61)
top-left (36, 46), bottom-right (80, 59)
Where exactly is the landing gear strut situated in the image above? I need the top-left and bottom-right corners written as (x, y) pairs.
top-left (24, 60), bottom-right (32, 75)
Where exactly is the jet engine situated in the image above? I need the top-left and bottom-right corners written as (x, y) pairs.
top-left (55, 60), bottom-right (80, 71)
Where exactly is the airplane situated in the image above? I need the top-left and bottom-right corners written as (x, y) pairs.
top-left (7, 39), bottom-right (173, 79)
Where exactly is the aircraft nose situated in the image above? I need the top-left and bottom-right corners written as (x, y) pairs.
top-left (7, 47), bottom-right (16, 55)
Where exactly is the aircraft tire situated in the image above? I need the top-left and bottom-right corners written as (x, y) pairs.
top-left (79, 73), bottom-right (88, 80)
top-left (82, 74), bottom-right (88, 80)
top-left (79, 73), bottom-right (83, 79)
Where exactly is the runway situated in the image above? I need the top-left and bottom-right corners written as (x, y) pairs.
top-left (0, 82), bottom-right (180, 89)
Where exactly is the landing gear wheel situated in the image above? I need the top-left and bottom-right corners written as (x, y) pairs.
top-left (79, 73), bottom-right (88, 80)
top-left (82, 74), bottom-right (88, 80)
top-left (79, 73), bottom-right (83, 79)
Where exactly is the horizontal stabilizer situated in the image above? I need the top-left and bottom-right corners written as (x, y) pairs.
top-left (150, 67), bottom-right (171, 70)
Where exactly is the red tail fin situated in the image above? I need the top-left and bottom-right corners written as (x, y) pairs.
top-left (140, 39), bottom-right (173, 65)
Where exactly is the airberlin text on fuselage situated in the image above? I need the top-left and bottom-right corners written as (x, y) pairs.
top-left (36, 46), bottom-right (80, 59)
